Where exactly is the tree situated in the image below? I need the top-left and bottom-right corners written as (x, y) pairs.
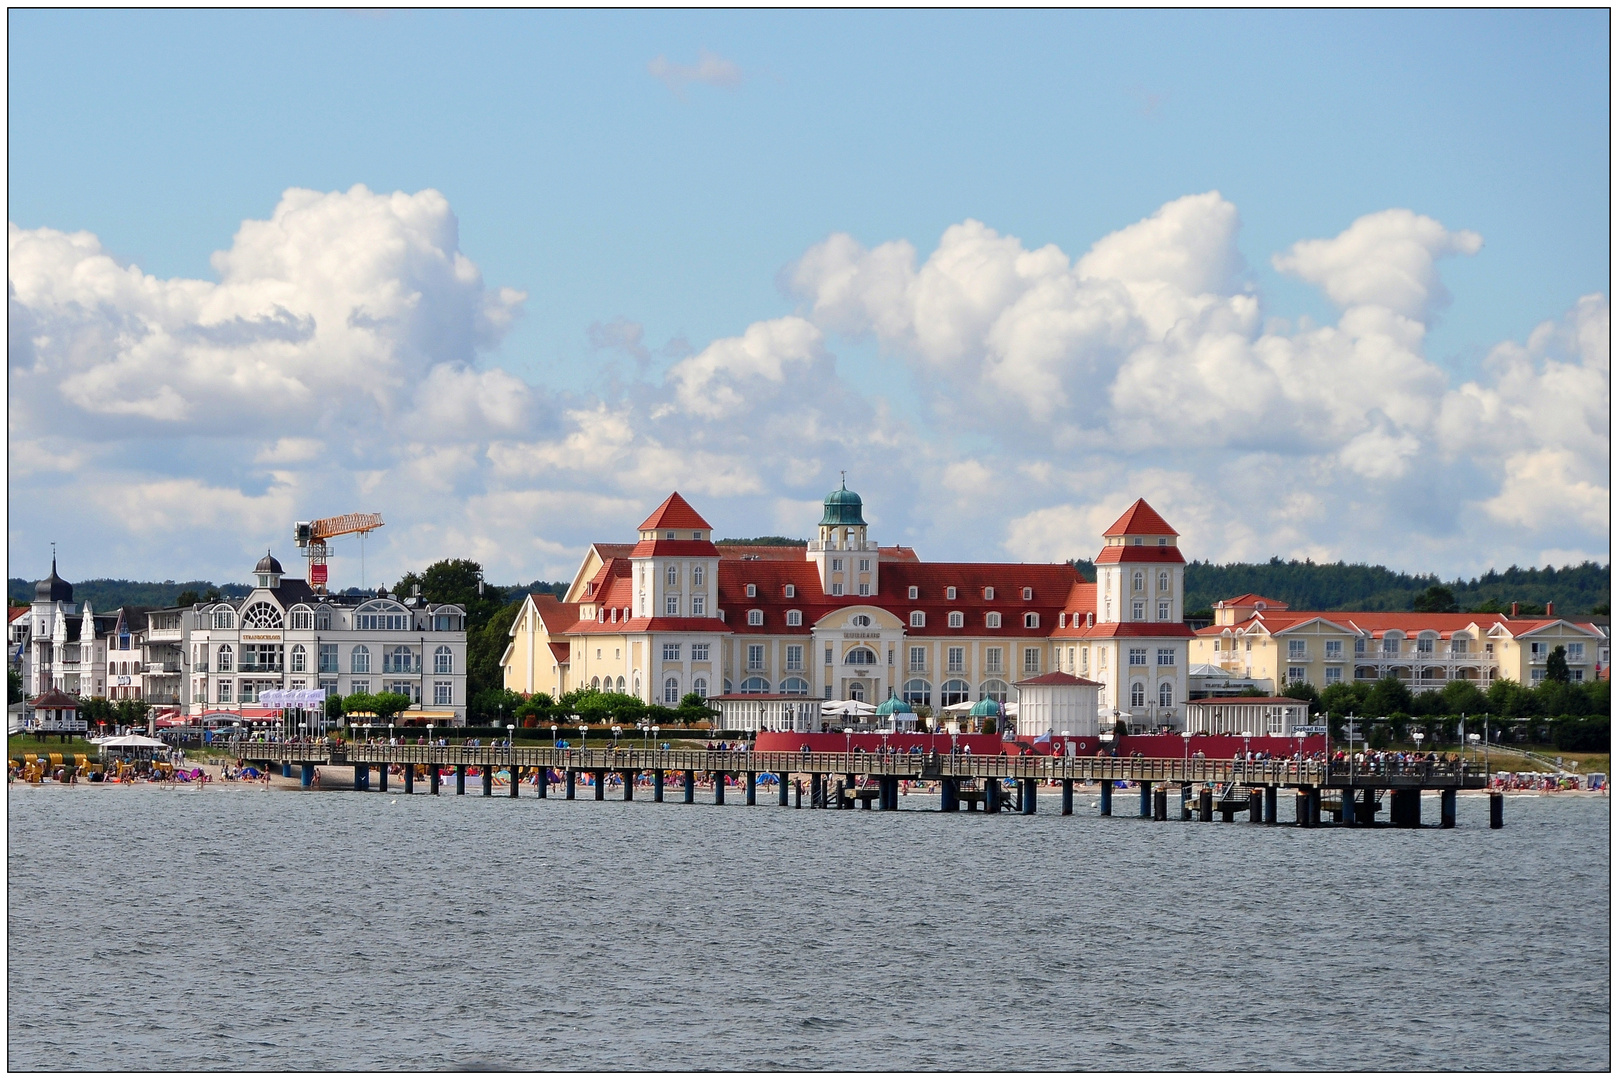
top-left (394, 558), bottom-right (506, 632)
top-left (1486, 678), bottom-right (1532, 719)
top-left (369, 692), bottom-right (412, 721)
top-left (1319, 680), bottom-right (1367, 719)
top-left (325, 694), bottom-right (345, 722)
top-left (1440, 679), bottom-right (1489, 717)
top-left (1544, 645), bottom-right (1570, 683)
top-left (1412, 585), bottom-right (1460, 613)
top-left (466, 598), bottom-right (524, 708)
top-left (470, 686), bottom-right (526, 724)
top-left (1363, 675), bottom-right (1412, 717)
top-left (8, 667), bottom-right (22, 705)
top-left (1279, 681), bottom-right (1319, 708)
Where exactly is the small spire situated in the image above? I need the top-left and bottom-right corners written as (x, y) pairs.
top-left (840, 469), bottom-right (846, 490)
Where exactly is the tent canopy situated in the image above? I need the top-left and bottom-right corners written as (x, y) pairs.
top-left (92, 734), bottom-right (169, 749)
top-left (820, 699), bottom-right (877, 716)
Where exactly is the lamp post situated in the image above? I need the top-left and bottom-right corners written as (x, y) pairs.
top-left (550, 723), bottom-right (558, 748)
top-left (611, 725), bottom-right (622, 749)
top-left (507, 723), bottom-right (515, 787)
top-left (651, 725), bottom-right (659, 751)
top-left (1181, 729), bottom-right (1192, 771)
top-left (579, 723), bottom-right (587, 751)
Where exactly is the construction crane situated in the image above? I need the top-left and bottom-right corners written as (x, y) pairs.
top-left (294, 512), bottom-right (384, 595)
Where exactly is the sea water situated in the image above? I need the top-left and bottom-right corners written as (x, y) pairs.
top-left (7, 785), bottom-right (1609, 1070)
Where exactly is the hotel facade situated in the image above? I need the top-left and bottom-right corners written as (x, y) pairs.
top-left (503, 488), bottom-right (1194, 732)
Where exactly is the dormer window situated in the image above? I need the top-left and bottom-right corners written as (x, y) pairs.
top-left (784, 584), bottom-right (795, 598)
top-left (1133, 537), bottom-right (1143, 545)
top-left (984, 587), bottom-right (994, 600)
top-left (946, 587), bottom-right (957, 600)
top-left (693, 531), bottom-right (703, 540)
top-left (1059, 613), bottom-right (1067, 628)
top-left (746, 584), bottom-right (757, 598)
top-left (985, 612), bottom-right (1002, 629)
top-left (1158, 537), bottom-right (1167, 546)
top-left (908, 586), bottom-right (919, 599)
top-left (666, 531), bottom-right (676, 540)
top-left (1022, 587), bottom-right (1033, 600)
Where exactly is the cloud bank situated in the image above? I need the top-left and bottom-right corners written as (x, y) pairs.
top-left (8, 187), bottom-right (1608, 587)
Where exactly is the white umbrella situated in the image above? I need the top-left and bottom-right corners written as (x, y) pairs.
top-left (820, 699), bottom-right (877, 716)
top-left (92, 734), bottom-right (169, 749)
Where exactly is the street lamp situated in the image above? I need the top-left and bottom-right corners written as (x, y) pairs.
top-left (550, 723), bottom-right (558, 747)
top-left (611, 725), bottom-right (622, 748)
top-left (579, 723), bottom-right (587, 750)
top-left (651, 725), bottom-right (659, 750)
top-left (1181, 729), bottom-right (1192, 770)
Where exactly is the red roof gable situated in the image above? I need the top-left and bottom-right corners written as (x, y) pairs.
top-left (1016, 671), bottom-right (1102, 687)
top-left (548, 642), bottom-right (571, 664)
top-left (29, 688), bottom-right (79, 709)
top-left (529, 594), bottom-right (582, 631)
top-left (1217, 594), bottom-right (1290, 609)
top-left (638, 492), bottom-right (712, 532)
top-left (9, 606), bottom-right (28, 625)
top-left (1094, 545), bottom-right (1186, 565)
top-left (1102, 499), bottom-right (1177, 537)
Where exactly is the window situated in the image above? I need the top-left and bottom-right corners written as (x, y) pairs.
top-left (289, 609), bottom-right (312, 630)
top-left (692, 565), bottom-right (704, 586)
top-left (748, 645), bottom-right (766, 670)
top-left (1382, 635), bottom-right (1401, 656)
top-left (910, 646), bottom-right (927, 672)
top-left (319, 679), bottom-right (337, 698)
top-left (691, 595), bottom-right (705, 616)
top-left (786, 645), bottom-right (804, 670)
top-left (217, 679), bottom-right (233, 703)
top-left (852, 615), bottom-right (872, 627)
top-left (1417, 635), bottom-right (1435, 656)
top-left (1157, 648), bottom-right (1175, 666)
top-left (616, 676), bottom-right (626, 693)
top-left (831, 558), bottom-right (843, 571)
top-left (1451, 637), bottom-right (1469, 655)
top-left (1571, 668), bottom-right (1586, 682)
top-left (910, 611), bottom-right (926, 628)
top-left (947, 647), bottom-right (965, 673)
top-left (831, 584), bottom-right (844, 596)
top-left (747, 609), bottom-right (764, 626)
top-left (1157, 601), bottom-right (1170, 621)
top-left (984, 587), bottom-right (995, 600)
top-left (351, 646), bottom-right (370, 674)
top-left (666, 531), bottom-right (675, 540)
top-left (692, 531), bottom-right (703, 541)
top-left (692, 643), bottom-right (710, 661)
top-left (786, 610), bottom-right (802, 627)
top-left (241, 602), bottom-right (282, 629)
top-left (858, 583), bottom-right (871, 596)
top-left (1355, 637), bottom-right (1367, 655)
top-left (663, 676), bottom-right (680, 704)
top-left (1023, 647), bottom-right (1040, 674)
top-left (1132, 601), bottom-right (1145, 621)
top-left (217, 645), bottom-right (234, 672)
top-left (940, 679), bottom-right (970, 706)
top-left (1130, 682), bottom-right (1145, 708)
top-left (781, 676), bottom-right (809, 695)
top-left (1325, 640), bottom-right (1343, 659)
top-left (290, 644), bottom-right (307, 673)
top-left (355, 608), bottom-right (409, 631)
top-left (319, 644), bottom-right (337, 673)
top-left (663, 643), bottom-right (681, 661)
top-left (746, 584), bottom-right (757, 598)
top-left (859, 559), bottom-right (871, 572)
top-left (1023, 613), bottom-right (1038, 629)
top-left (213, 609), bottom-right (234, 629)
top-left (693, 676), bottom-right (709, 698)
top-left (946, 587), bottom-right (957, 600)
top-left (1569, 642), bottom-right (1586, 661)
top-left (825, 646), bottom-right (833, 664)
top-left (434, 681), bottom-right (452, 705)
top-left (985, 612), bottom-right (1001, 629)
top-left (348, 680), bottom-right (370, 696)
top-left (1324, 667), bottom-right (1343, 685)
top-left (386, 681), bottom-right (414, 700)
top-left (1128, 647), bottom-right (1147, 666)
top-left (1158, 571), bottom-right (1169, 592)
top-left (985, 647), bottom-right (1003, 674)
top-left (948, 611), bottom-right (964, 628)
top-left (735, 676), bottom-right (767, 694)
top-left (383, 645), bottom-right (415, 673)
top-left (666, 565), bottom-right (678, 586)
top-left (1158, 681), bottom-right (1173, 707)
top-left (1133, 572), bottom-right (1144, 592)
top-left (845, 647), bottom-right (878, 666)
top-left (908, 586), bottom-right (919, 600)
top-left (784, 584), bottom-right (795, 598)
top-left (1287, 666), bottom-right (1306, 683)
top-left (903, 679), bottom-right (931, 706)
top-left (666, 594), bottom-right (679, 615)
top-left (1289, 640), bottom-right (1307, 658)
top-left (1530, 641), bottom-right (1548, 658)
top-left (980, 679), bottom-right (1009, 703)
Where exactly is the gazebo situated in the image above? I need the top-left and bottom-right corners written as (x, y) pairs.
top-left (874, 694), bottom-right (919, 732)
top-left (968, 696), bottom-right (1003, 733)
top-left (27, 688), bottom-right (84, 737)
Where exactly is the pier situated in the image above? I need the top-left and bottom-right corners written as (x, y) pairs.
top-left (225, 740), bottom-right (1498, 828)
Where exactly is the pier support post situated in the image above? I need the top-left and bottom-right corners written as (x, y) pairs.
top-left (404, 764), bottom-right (414, 794)
top-left (683, 770), bottom-right (695, 804)
top-left (1440, 787), bottom-right (1456, 828)
top-left (1061, 778), bottom-right (1073, 816)
top-left (623, 770), bottom-right (634, 801)
top-left (301, 763), bottom-right (314, 789)
top-left (354, 764), bottom-right (369, 791)
top-left (537, 767), bottom-right (547, 799)
top-left (377, 765), bottom-right (387, 793)
top-left (715, 772), bottom-right (726, 805)
top-left (833, 778), bottom-right (845, 809)
top-left (1199, 786), bottom-right (1213, 823)
top-left (1221, 802), bottom-right (1235, 823)
top-left (845, 774), bottom-right (857, 809)
top-left (1022, 777), bottom-right (1037, 815)
top-left (1489, 791), bottom-right (1504, 829)
top-left (1295, 790), bottom-right (1309, 826)
top-left (1098, 780), bottom-right (1111, 817)
top-left (1249, 788), bottom-right (1262, 823)
top-left (1264, 785), bottom-right (1277, 824)
top-left (1341, 788), bottom-right (1356, 826)
top-left (1139, 780), bottom-right (1152, 818)
top-left (429, 764), bottom-right (440, 795)
top-left (778, 771), bottom-right (789, 806)
top-left (810, 773), bottom-right (822, 808)
top-left (746, 771), bottom-right (757, 806)
top-left (455, 764), bottom-right (466, 796)
top-left (1154, 786), bottom-right (1169, 821)
top-left (1391, 788), bottom-right (1421, 828)
top-left (594, 770), bottom-right (605, 801)
top-left (1309, 786), bottom-right (1322, 827)
top-left (283, 762), bottom-right (293, 778)
top-left (564, 769), bottom-right (576, 800)
top-left (985, 778), bottom-right (1001, 813)
top-left (941, 777), bottom-right (956, 812)
top-left (510, 765), bottom-right (521, 798)
top-left (653, 770), bottom-right (664, 803)
top-left (482, 766), bottom-right (493, 797)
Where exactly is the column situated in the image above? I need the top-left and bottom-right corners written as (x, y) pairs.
top-left (1264, 786), bottom-right (1277, 824)
top-left (353, 763), bottom-right (367, 791)
top-left (1489, 791), bottom-right (1503, 829)
top-left (565, 769), bottom-right (576, 800)
top-left (1099, 780), bottom-right (1112, 816)
top-left (653, 770), bottom-right (664, 803)
top-left (429, 763), bottom-right (440, 795)
top-left (623, 770), bottom-right (634, 801)
top-left (778, 771), bottom-right (789, 806)
top-left (1294, 790), bottom-right (1309, 826)
top-left (377, 765), bottom-right (388, 793)
top-left (746, 771), bottom-right (757, 806)
top-left (715, 771), bottom-right (726, 805)
top-left (1308, 786), bottom-right (1322, 827)
top-left (282, 762), bottom-right (293, 779)
top-left (1248, 788), bottom-right (1263, 823)
top-left (1061, 778), bottom-right (1073, 816)
top-left (455, 763), bottom-right (466, 796)
top-left (985, 778), bottom-right (1001, 813)
top-left (404, 764), bottom-right (414, 794)
top-left (941, 777), bottom-right (957, 813)
top-left (537, 767), bottom-right (548, 799)
top-left (1139, 780), bottom-right (1152, 818)
top-left (594, 770), bottom-right (605, 801)
top-left (811, 773), bottom-right (822, 808)
top-left (482, 765), bottom-right (493, 797)
top-left (1199, 786), bottom-right (1213, 823)
top-left (1440, 787), bottom-right (1456, 829)
top-left (1022, 777), bottom-right (1036, 816)
top-left (684, 770), bottom-right (695, 804)
top-left (1154, 786), bottom-right (1169, 821)
top-left (509, 764), bottom-right (521, 798)
top-left (301, 763), bottom-right (314, 789)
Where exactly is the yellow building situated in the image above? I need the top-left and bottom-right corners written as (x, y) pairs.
top-left (1190, 594), bottom-right (1607, 692)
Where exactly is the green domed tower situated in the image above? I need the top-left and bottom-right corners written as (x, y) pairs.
top-left (812, 475), bottom-right (876, 599)
top-left (819, 480), bottom-right (867, 527)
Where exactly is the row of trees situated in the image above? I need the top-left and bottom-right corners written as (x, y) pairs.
top-left (468, 688), bottom-right (717, 729)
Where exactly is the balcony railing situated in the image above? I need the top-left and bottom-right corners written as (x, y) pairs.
top-left (1285, 651), bottom-right (1310, 664)
top-left (381, 660), bottom-right (421, 674)
top-left (238, 662), bottom-right (283, 673)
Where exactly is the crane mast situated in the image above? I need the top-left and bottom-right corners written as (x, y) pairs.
top-left (293, 512), bottom-right (384, 595)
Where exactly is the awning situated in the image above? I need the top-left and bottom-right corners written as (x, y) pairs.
top-left (257, 688), bottom-right (328, 709)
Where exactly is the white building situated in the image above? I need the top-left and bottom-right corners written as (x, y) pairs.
top-left (17, 560), bottom-right (116, 700)
top-left (1012, 671), bottom-right (1102, 738)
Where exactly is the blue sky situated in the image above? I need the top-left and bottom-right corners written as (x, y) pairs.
top-left (8, 9), bottom-right (1610, 588)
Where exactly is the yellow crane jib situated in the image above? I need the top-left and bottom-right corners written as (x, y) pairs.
top-left (294, 513), bottom-right (384, 593)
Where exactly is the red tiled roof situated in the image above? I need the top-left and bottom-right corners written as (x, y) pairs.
top-left (629, 539), bottom-right (721, 559)
top-left (638, 492), bottom-right (712, 532)
top-left (1102, 499), bottom-right (1177, 537)
top-left (1094, 545), bottom-right (1186, 565)
top-left (1016, 671), bottom-right (1102, 687)
top-left (1216, 594), bottom-right (1289, 609)
top-left (715, 544), bottom-right (920, 563)
top-left (529, 594), bottom-right (582, 630)
top-left (1068, 622), bottom-right (1195, 640)
top-left (1214, 610), bottom-right (1605, 640)
top-left (548, 642), bottom-right (570, 664)
top-left (28, 688), bottom-right (79, 708)
top-left (591, 543), bottom-right (636, 560)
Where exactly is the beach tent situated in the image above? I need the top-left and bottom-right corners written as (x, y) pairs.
top-left (92, 734), bottom-right (170, 749)
top-left (820, 699), bottom-right (878, 717)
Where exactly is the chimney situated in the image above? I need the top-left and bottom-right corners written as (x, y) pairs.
top-left (1546, 601), bottom-right (1555, 617)
top-left (1510, 602), bottom-right (1519, 618)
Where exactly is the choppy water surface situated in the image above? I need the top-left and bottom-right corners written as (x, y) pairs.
top-left (8, 784), bottom-right (1609, 1070)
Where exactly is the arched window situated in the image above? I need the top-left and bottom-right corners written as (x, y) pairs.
top-left (1159, 681), bottom-right (1174, 707)
top-left (903, 678), bottom-right (931, 706)
top-left (591, 676), bottom-right (601, 690)
top-left (1023, 613), bottom-right (1038, 629)
top-left (745, 583), bottom-right (757, 598)
top-left (314, 606), bottom-right (331, 631)
top-left (1022, 587), bottom-right (1033, 600)
top-left (692, 565), bottom-right (704, 586)
top-left (241, 602), bottom-right (283, 629)
top-left (386, 645), bottom-right (414, 673)
top-left (1133, 571), bottom-right (1144, 592)
top-left (435, 645), bottom-right (453, 674)
top-left (980, 679), bottom-right (1009, 703)
top-left (350, 645), bottom-right (370, 674)
top-left (844, 647), bottom-right (878, 666)
top-left (616, 676), bottom-right (626, 693)
top-left (663, 676), bottom-right (680, 704)
top-left (693, 676), bottom-right (709, 698)
top-left (985, 612), bottom-right (1001, 629)
top-left (747, 610), bottom-right (764, 626)
top-left (784, 584), bottom-right (795, 598)
top-left (213, 609), bottom-right (234, 629)
top-left (289, 606), bottom-right (313, 630)
top-left (786, 610), bottom-right (802, 626)
top-left (948, 611), bottom-right (964, 628)
top-left (217, 644), bottom-right (234, 672)
top-left (290, 644), bottom-right (307, 673)
top-left (1158, 571), bottom-right (1169, 592)
top-left (740, 676), bottom-right (770, 693)
top-left (940, 679), bottom-right (971, 706)
top-left (910, 611), bottom-right (925, 627)
top-left (666, 565), bottom-right (678, 586)
top-left (780, 677), bottom-right (809, 695)
top-left (847, 682), bottom-right (867, 702)
top-left (851, 614), bottom-right (872, 627)
top-left (1130, 682), bottom-right (1145, 708)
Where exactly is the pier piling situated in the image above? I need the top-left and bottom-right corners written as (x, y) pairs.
top-left (455, 764), bottom-right (466, 796)
top-left (1489, 791), bottom-right (1503, 829)
top-left (1263, 785), bottom-right (1277, 824)
top-left (1440, 787), bottom-right (1456, 828)
top-left (1199, 786), bottom-right (1213, 823)
top-left (404, 765), bottom-right (414, 794)
top-left (1248, 788), bottom-right (1262, 823)
top-left (1098, 781), bottom-right (1111, 816)
top-left (1341, 788), bottom-right (1356, 826)
top-left (482, 767), bottom-right (493, 797)
top-left (683, 770), bottom-right (695, 804)
top-left (564, 769), bottom-right (576, 800)
top-left (429, 765), bottom-right (440, 795)
top-left (301, 763), bottom-right (314, 789)
top-left (985, 778), bottom-right (1001, 814)
top-left (1153, 785), bottom-right (1168, 821)
top-left (746, 771), bottom-right (757, 806)
top-left (1061, 777), bottom-right (1073, 816)
top-left (1139, 780), bottom-right (1152, 818)
top-left (778, 772), bottom-right (789, 806)
top-left (1021, 777), bottom-right (1036, 815)
top-left (593, 770), bottom-right (605, 801)
top-left (715, 772), bottom-right (726, 805)
top-left (623, 770), bottom-right (634, 801)
top-left (377, 765), bottom-right (387, 793)
top-left (653, 770), bottom-right (663, 803)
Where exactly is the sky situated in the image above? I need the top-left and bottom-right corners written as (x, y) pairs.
top-left (7, 9), bottom-right (1610, 592)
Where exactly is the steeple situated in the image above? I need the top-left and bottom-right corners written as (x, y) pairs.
top-left (811, 476), bottom-right (876, 597)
